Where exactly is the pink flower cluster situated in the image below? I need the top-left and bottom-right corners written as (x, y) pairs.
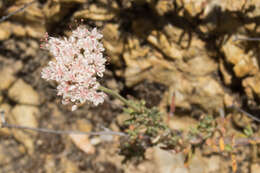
top-left (41, 26), bottom-right (106, 111)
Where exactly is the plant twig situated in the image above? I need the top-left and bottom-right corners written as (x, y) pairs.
top-left (229, 105), bottom-right (260, 123)
top-left (0, 0), bottom-right (37, 23)
top-left (233, 35), bottom-right (260, 42)
top-left (0, 110), bottom-right (127, 136)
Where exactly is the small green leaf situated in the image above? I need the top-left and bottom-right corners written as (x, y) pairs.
top-left (224, 144), bottom-right (233, 152)
top-left (243, 125), bottom-right (253, 137)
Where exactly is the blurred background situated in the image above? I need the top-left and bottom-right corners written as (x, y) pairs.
top-left (0, 0), bottom-right (260, 172)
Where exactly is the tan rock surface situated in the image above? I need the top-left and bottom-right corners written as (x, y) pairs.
top-left (0, 22), bottom-right (12, 40)
top-left (0, 68), bottom-right (16, 90)
top-left (251, 163), bottom-right (260, 173)
top-left (154, 0), bottom-right (174, 16)
top-left (242, 74), bottom-right (260, 99)
top-left (25, 24), bottom-right (46, 38)
top-left (8, 79), bottom-right (40, 105)
top-left (7, 1), bottom-right (44, 23)
top-left (75, 119), bottom-right (92, 132)
top-left (0, 59), bottom-right (23, 91)
top-left (10, 105), bottom-right (39, 154)
top-left (147, 30), bottom-right (182, 60)
top-left (11, 23), bottom-right (26, 37)
top-left (153, 147), bottom-right (188, 173)
top-left (222, 39), bottom-right (258, 77)
top-left (219, 59), bottom-right (232, 85)
top-left (74, 4), bottom-right (115, 21)
top-left (10, 105), bottom-right (39, 128)
top-left (190, 76), bottom-right (224, 111)
top-left (0, 140), bottom-right (25, 167)
top-left (102, 24), bottom-right (124, 67)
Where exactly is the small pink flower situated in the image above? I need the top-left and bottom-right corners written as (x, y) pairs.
top-left (41, 26), bottom-right (107, 111)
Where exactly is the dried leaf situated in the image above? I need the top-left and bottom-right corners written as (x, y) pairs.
top-left (231, 154), bottom-right (237, 173)
top-left (219, 137), bottom-right (225, 151)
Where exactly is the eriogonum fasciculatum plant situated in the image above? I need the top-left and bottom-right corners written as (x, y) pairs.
top-left (41, 26), bottom-right (107, 111)
top-left (39, 25), bottom-right (256, 169)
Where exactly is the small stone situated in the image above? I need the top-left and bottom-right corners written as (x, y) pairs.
top-left (153, 147), bottom-right (188, 173)
top-left (106, 79), bottom-right (120, 91)
top-left (147, 30), bottom-right (182, 60)
top-left (0, 140), bottom-right (24, 166)
top-left (0, 68), bottom-right (16, 90)
top-left (189, 152), bottom-right (207, 173)
top-left (177, 0), bottom-right (207, 17)
top-left (169, 116), bottom-right (198, 131)
top-left (11, 105), bottom-right (39, 128)
top-left (231, 112), bottom-right (251, 128)
top-left (63, 159), bottom-right (79, 173)
top-left (155, 0), bottom-right (174, 16)
top-left (233, 57), bottom-right (258, 78)
top-left (74, 4), bottom-right (115, 21)
top-left (224, 94), bottom-right (234, 107)
top-left (251, 163), bottom-right (260, 173)
top-left (90, 137), bottom-right (101, 145)
top-left (70, 134), bottom-right (95, 154)
top-left (219, 59), bottom-right (232, 85)
top-left (43, 2), bottom-right (62, 22)
top-left (164, 24), bottom-right (190, 47)
top-left (242, 75), bottom-right (260, 99)
top-left (222, 40), bottom-right (258, 78)
top-left (189, 77), bottom-right (224, 112)
top-left (0, 22), bottom-right (11, 40)
top-left (75, 119), bottom-right (92, 132)
top-left (183, 56), bottom-right (217, 76)
top-left (102, 24), bottom-right (124, 67)
top-left (116, 113), bottom-right (131, 126)
top-left (11, 23), bottom-right (26, 37)
top-left (206, 155), bottom-right (220, 172)
top-left (10, 105), bottom-right (39, 154)
top-left (25, 24), bottom-right (46, 38)
top-left (12, 60), bottom-right (24, 72)
top-left (8, 79), bottom-right (40, 105)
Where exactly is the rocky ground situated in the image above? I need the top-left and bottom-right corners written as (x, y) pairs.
top-left (0, 0), bottom-right (260, 172)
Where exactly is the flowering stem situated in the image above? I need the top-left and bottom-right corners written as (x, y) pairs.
top-left (98, 86), bottom-right (140, 112)
top-left (0, 111), bottom-right (127, 136)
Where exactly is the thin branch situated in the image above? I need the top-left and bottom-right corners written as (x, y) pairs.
top-left (0, 111), bottom-right (127, 136)
top-left (233, 35), bottom-right (260, 42)
top-left (206, 136), bottom-right (260, 149)
top-left (0, 0), bottom-right (37, 23)
top-left (229, 105), bottom-right (260, 123)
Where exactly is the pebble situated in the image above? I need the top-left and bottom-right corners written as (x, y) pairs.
top-left (10, 105), bottom-right (39, 154)
top-left (8, 79), bottom-right (40, 105)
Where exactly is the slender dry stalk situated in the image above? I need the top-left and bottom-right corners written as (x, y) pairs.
top-left (0, 110), bottom-right (127, 136)
top-left (0, 0), bottom-right (37, 23)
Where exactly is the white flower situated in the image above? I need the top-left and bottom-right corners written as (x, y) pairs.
top-left (41, 26), bottom-right (107, 111)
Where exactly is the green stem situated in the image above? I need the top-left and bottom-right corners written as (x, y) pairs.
top-left (98, 86), bottom-right (140, 112)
